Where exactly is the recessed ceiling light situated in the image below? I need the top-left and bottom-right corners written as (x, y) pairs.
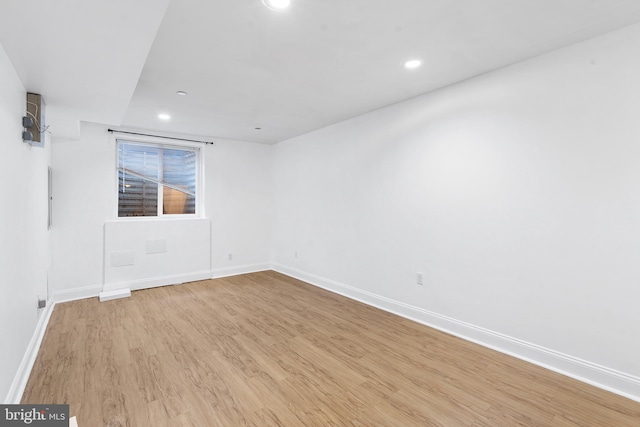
top-left (262, 0), bottom-right (291, 10)
top-left (404, 59), bottom-right (422, 69)
top-left (255, 127), bottom-right (262, 130)
top-left (158, 113), bottom-right (171, 121)
top-left (176, 91), bottom-right (187, 96)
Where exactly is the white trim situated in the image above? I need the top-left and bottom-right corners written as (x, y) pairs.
top-left (103, 270), bottom-right (212, 293)
top-left (271, 263), bottom-right (640, 403)
top-left (106, 216), bottom-right (208, 223)
top-left (51, 264), bottom-right (271, 303)
top-left (99, 288), bottom-right (131, 302)
top-left (4, 302), bottom-right (55, 404)
top-left (211, 263), bottom-right (271, 279)
top-left (51, 284), bottom-right (102, 304)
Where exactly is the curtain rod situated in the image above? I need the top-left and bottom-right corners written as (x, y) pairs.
top-left (107, 129), bottom-right (214, 145)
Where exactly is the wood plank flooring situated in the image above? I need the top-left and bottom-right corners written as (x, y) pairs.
top-left (22, 271), bottom-right (640, 426)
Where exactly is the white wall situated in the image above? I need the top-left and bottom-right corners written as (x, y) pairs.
top-left (272, 23), bottom-right (640, 394)
top-left (51, 123), bottom-right (272, 299)
top-left (103, 218), bottom-right (212, 291)
top-left (9, 18), bottom-right (640, 403)
top-left (50, 123), bottom-right (113, 299)
top-left (205, 138), bottom-right (272, 274)
top-left (0, 42), bottom-right (50, 401)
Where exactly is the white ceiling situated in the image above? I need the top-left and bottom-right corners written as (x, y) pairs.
top-left (0, 0), bottom-right (169, 139)
top-left (2, 0), bottom-right (640, 144)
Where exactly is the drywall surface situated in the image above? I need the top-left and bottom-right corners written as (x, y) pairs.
top-left (103, 218), bottom-right (211, 291)
top-left (204, 139), bottom-right (272, 273)
top-left (272, 23), bottom-right (640, 380)
top-left (50, 123), bottom-right (113, 297)
top-left (0, 42), bottom-right (50, 401)
top-left (50, 123), bottom-right (272, 296)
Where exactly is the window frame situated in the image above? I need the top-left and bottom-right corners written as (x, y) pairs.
top-left (115, 137), bottom-right (203, 219)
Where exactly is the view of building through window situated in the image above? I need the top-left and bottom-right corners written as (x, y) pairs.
top-left (117, 141), bottom-right (197, 217)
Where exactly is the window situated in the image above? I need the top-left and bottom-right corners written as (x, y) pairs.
top-left (117, 140), bottom-right (199, 217)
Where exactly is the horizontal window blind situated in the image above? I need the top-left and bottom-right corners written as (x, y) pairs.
top-left (118, 142), bottom-right (197, 217)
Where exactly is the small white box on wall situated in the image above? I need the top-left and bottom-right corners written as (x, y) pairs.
top-left (145, 239), bottom-right (167, 254)
top-left (110, 251), bottom-right (135, 267)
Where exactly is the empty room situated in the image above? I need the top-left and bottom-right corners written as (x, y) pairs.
top-left (2, 0), bottom-right (640, 425)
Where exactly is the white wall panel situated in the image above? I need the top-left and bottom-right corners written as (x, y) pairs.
top-left (0, 41), bottom-right (50, 402)
top-left (103, 218), bottom-right (210, 291)
top-left (272, 23), bottom-right (640, 392)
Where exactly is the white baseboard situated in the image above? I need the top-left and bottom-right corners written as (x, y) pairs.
top-left (99, 288), bottom-right (131, 302)
top-left (50, 264), bottom-right (272, 302)
top-left (102, 270), bottom-right (212, 293)
top-left (211, 263), bottom-right (271, 279)
top-left (4, 302), bottom-right (55, 404)
top-left (271, 263), bottom-right (640, 403)
top-left (51, 284), bottom-right (102, 304)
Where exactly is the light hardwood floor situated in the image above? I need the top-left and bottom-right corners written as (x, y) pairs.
top-left (23, 271), bottom-right (640, 426)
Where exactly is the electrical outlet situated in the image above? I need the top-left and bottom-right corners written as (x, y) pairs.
top-left (417, 272), bottom-right (423, 286)
top-left (228, 253), bottom-right (233, 261)
top-left (37, 295), bottom-right (46, 309)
